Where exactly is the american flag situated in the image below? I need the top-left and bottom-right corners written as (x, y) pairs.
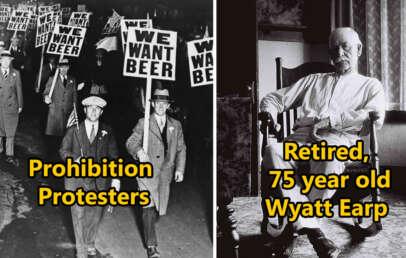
top-left (66, 104), bottom-right (79, 128)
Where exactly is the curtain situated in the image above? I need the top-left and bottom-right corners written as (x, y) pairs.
top-left (353, 0), bottom-right (406, 111)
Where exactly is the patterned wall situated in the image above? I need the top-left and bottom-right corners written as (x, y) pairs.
top-left (218, 98), bottom-right (252, 197)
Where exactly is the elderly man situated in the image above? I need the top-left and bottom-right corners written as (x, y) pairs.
top-left (126, 85), bottom-right (186, 258)
top-left (59, 96), bottom-right (119, 258)
top-left (0, 51), bottom-right (23, 166)
top-left (260, 27), bottom-right (385, 257)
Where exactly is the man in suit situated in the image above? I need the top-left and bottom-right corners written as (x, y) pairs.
top-left (0, 51), bottom-right (23, 166)
top-left (126, 85), bottom-right (187, 258)
top-left (59, 96), bottom-right (120, 258)
top-left (43, 58), bottom-right (78, 160)
top-left (9, 35), bottom-right (26, 71)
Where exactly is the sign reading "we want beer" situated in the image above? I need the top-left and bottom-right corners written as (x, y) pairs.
top-left (187, 37), bottom-right (213, 87)
top-left (47, 24), bottom-right (86, 57)
top-left (7, 10), bottom-right (31, 31)
top-left (123, 27), bottom-right (177, 81)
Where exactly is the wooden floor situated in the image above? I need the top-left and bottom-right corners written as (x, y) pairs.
top-left (229, 194), bottom-right (406, 258)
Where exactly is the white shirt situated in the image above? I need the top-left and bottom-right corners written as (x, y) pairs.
top-left (260, 72), bottom-right (386, 144)
top-left (84, 120), bottom-right (99, 141)
top-left (1, 68), bottom-right (9, 76)
top-left (60, 74), bottom-right (67, 82)
top-left (154, 114), bottom-right (166, 132)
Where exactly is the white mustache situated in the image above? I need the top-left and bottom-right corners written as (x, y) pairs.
top-left (334, 58), bottom-right (349, 64)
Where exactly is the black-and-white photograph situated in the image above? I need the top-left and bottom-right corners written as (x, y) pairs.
top-left (0, 0), bottom-right (213, 258)
top-left (218, 0), bottom-right (406, 257)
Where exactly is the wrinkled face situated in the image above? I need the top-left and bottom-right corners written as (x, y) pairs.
top-left (329, 30), bottom-right (361, 74)
top-left (59, 65), bottom-right (69, 76)
top-left (152, 100), bottom-right (170, 116)
top-left (84, 105), bottom-right (103, 122)
top-left (1, 56), bottom-right (12, 68)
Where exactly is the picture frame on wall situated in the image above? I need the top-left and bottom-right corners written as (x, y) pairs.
top-left (257, 0), bottom-right (308, 41)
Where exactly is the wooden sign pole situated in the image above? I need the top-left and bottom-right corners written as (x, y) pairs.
top-left (8, 30), bottom-right (17, 51)
top-left (47, 54), bottom-right (64, 99)
top-left (142, 77), bottom-right (152, 152)
top-left (36, 45), bottom-right (45, 92)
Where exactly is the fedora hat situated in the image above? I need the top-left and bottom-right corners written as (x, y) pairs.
top-left (150, 88), bottom-right (173, 102)
top-left (58, 58), bottom-right (70, 67)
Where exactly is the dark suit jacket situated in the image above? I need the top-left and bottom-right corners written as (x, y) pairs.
top-left (60, 122), bottom-right (119, 190)
top-left (43, 75), bottom-right (77, 136)
top-left (10, 47), bottom-right (26, 71)
top-left (0, 68), bottom-right (23, 137)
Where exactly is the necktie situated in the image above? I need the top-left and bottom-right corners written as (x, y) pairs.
top-left (89, 124), bottom-right (96, 143)
top-left (3, 70), bottom-right (7, 78)
top-left (159, 118), bottom-right (165, 133)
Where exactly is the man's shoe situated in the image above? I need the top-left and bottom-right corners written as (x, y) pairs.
top-left (147, 246), bottom-right (160, 258)
top-left (5, 156), bottom-right (19, 167)
top-left (305, 228), bottom-right (340, 258)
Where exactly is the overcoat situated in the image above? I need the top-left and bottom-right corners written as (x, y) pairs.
top-left (126, 115), bottom-right (186, 215)
top-left (0, 68), bottom-right (23, 137)
top-left (43, 75), bottom-right (77, 136)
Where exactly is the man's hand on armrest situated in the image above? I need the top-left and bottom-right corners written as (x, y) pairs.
top-left (259, 112), bottom-right (280, 136)
top-left (311, 118), bottom-right (331, 142)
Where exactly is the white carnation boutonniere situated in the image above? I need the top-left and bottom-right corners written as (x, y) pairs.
top-left (168, 126), bottom-right (175, 133)
top-left (100, 130), bottom-right (108, 139)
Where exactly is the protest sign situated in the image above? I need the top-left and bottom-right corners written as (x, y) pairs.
top-left (36, 12), bottom-right (55, 47)
top-left (7, 10), bottom-right (31, 31)
top-left (46, 24), bottom-right (86, 57)
top-left (120, 19), bottom-right (152, 52)
top-left (68, 12), bottom-right (90, 28)
top-left (52, 3), bottom-right (61, 12)
top-left (101, 10), bottom-right (122, 35)
top-left (38, 6), bottom-right (53, 16)
top-left (28, 13), bottom-right (37, 30)
top-left (61, 7), bottom-right (71, 20)
top-left (123, 27), bottom-right (177, 81)
top-left (53, 10), bottom-right (62, 24)
top-left (187, 37), bottom-right (213, 87)
top-left (0, 6), bottom-right (11, 23)
top-left (18, 4), bottom-right (36, 13)
top-left (123, 27), bottom-right (176, 152)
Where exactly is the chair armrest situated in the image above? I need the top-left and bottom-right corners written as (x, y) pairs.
top-left (258, 112), bottom-right (278, 136)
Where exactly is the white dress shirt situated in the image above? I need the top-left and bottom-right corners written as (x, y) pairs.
top-left (260, 72), bottom-right (386, 144)
top-left (84, 120), bottom-right (99, 141)
top-left (154, 114), bottom-right (166, 132)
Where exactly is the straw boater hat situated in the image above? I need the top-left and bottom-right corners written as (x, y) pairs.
top-left (82, 96), bottom-right (107, 108)
top-left (150, 88), bottom-right (173, 102)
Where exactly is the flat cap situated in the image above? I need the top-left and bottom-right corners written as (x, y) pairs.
top-left (82, 96), bottom-right (107, 108)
